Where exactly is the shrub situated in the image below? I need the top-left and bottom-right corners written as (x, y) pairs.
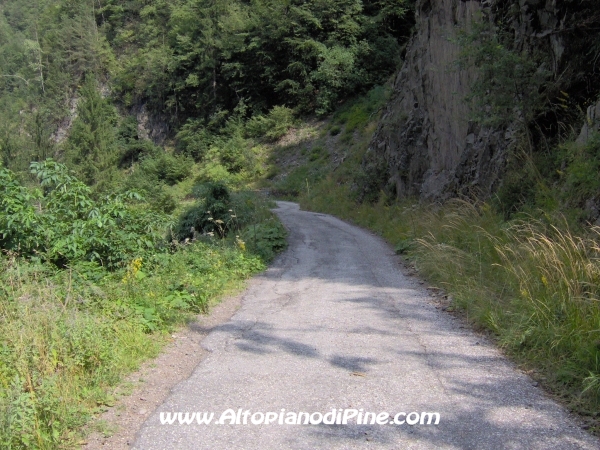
top-left (139, 150), bottom-right (193, 186)
top-left (246, 106), bottom-right (295, 141)
top-left (119, 139), bottom-right (156, 168)
top-left (176, 119), bottom-right (213, 161)
top-left (559, 134), bottom-right (600, 208)
top-left (0, 160), bottom-right (172, 268)
top-left (175, 182), bottom-right (236, 239)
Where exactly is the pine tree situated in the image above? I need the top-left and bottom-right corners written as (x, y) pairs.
top-left (67, 75), bottom-right (118, 187)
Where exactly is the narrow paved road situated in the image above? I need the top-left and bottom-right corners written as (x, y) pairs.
top-left (134, 202), bottom-right (598, 449)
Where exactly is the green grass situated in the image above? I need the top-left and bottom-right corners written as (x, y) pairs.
top-left (0, 240), bottom-right (265, 448)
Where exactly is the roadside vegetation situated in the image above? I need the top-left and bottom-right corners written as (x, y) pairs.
top-left (0, 159), bottom-right (287, 448)
top-left (258, 81), bottom-right (600, 431)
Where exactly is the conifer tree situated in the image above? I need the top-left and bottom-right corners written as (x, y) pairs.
top-left (67, 75), bottom-right (118, 187)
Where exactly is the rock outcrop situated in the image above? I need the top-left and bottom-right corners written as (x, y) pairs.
top-left (132, 103), bottom-right (169, 146)
top-left (362, 0), bottom-right (571, 201)
top-left (577, 100), bottom-right (600, 146)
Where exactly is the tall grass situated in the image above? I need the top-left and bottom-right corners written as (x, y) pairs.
top-left (0, 242), bottom-right (265, 448)
top-left (301, 182), bottom-right (600, 418)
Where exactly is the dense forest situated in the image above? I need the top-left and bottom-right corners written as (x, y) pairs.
top-left (0, 0), bottom-right (413, 184)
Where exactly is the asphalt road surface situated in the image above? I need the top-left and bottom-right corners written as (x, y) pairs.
top-left (133, 201), bottom-right (598, 449)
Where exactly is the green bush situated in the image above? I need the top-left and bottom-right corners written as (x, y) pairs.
top-left (559, 135), bottom-right (600, 208)
top-left (119, 140), bottom-right (157, 168)
top-left (246, 106), bottom-right (295, 141)
top-left (176, 119), bottom-right (213, 161)
top-left (0, 160), bottom-right (172, 268)
top-left (175, 182), bottom-right (236, 239)
top-left (139, 150), bottom-right (193, 186)
top-left (241, 220), bottom-right (288, 262)
top-left (122, 149), bottom-right (192, 213)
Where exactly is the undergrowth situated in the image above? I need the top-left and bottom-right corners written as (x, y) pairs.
top-left (0, 162), bottom-right (284, 448)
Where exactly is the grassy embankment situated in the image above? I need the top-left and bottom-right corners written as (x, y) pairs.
top-left (264, 86), bottom-right (600, 431)
top-left (0, 160), bottom-right (286, 448)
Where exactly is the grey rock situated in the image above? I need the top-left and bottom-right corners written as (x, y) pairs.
top-left (362, 0), bottom-right (570, 202)
top-left (577, 101), bottom-right (600, 146)
top-left (132, 103), bottom-right (169, 145)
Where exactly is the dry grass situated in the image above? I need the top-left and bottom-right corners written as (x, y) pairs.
top-left (301, 183), bottom-right (600, 428)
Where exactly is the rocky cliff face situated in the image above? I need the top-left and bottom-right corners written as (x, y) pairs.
top-left (363, 0), bottom-right (503, 201)
top-left (362, 0), bottom-right (574, 201)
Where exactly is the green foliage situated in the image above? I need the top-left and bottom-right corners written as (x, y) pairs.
top-left (457, 19), bottom-right (550, 128)
top-left (109, 0), bottom-right (414, 122)
top-left (0, 160), bottom-right (172, 268)
top-left (0, 164), bottom-right (40, 254)
top-left (394, 238), bottom-right (413, 255)
top-left (117, 116), bottom-right (156, 168)
top-left (0, 153), bottom-right (279, 446)
top-left (246, 106), bottom-right (295, 142)
top-left (329, 125), bottom-right (342, 136)
top-left (67, 76), bottom-right (119, 188)
top-left (139, 150), bottom-right (193, 186)
top-left (0, 0), bottom-right (118, 176)
top-left (333, 84), bottom-right (389, 132)
top-left (494, 157), bottom-right (539, 219)
top-left (272, 164), bottom-right (328, 198)
top-left (266, 85), bottom-right (390, 200)
top-left (558, 135), bottom-right (600, 209)
top-left (175, 182), bottom-right (236, 239)
top-left (241, 220), bottom-right (288, 262)
top-left (177, 108), bottom-right (272, 185)
top-left (120, 147), bottom-right (192, 213)
top-left (493, 133), bottom-right (600, 223)
top-left (176, 120), bottom-right (214, 161)
top-left (0, 238), bottom-right (264, 448)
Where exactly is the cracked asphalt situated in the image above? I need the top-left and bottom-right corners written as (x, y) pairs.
top-left (133, 201), bottom-right (599, 449)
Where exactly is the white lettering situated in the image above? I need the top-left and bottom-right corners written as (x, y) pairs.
top-left (406, 412), bottom-right (420, 425)
top-left (342, 409), bottom-right (358, 424)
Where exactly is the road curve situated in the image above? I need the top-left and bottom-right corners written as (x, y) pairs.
top-left (133, 201), bottom-right (598, 449)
